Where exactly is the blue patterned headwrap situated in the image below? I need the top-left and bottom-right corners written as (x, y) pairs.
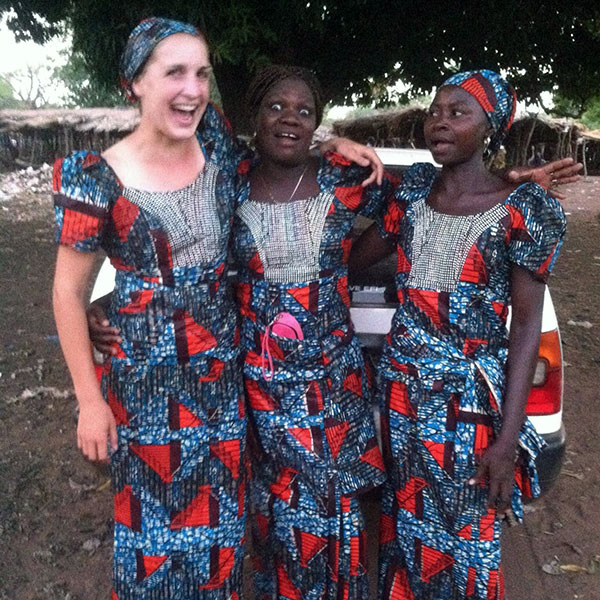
top-left (441, 69), bottom-right (517, 154)
top-left (119, 17), bottom-right (201, 102)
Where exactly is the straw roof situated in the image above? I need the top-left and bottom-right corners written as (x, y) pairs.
top-left (332, 107), bottom-right (428, 148)
top-left (579, 128), bottom-right (600, 142)
top-left (0, 107), bottom-right (139, 134)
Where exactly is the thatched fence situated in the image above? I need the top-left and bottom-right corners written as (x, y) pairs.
top-left (2, 106), bottom-right (599, 174)
top-left (0, 108), bottom-right (139, 167)
top-left (503, 116), bottom-right (578, 164)
top-left (332, 107), bottom-right (429, 149)
top-left (578, 130), bottom-right (600, 177)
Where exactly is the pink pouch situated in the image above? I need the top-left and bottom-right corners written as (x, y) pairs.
top-left (261, 312), bottom-right (304, 381)
top-left (270, 312), bottom-right (304, 340)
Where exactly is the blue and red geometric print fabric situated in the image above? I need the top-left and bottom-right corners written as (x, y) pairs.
top-left (53, 104), bottom-right (247, 599)
top-left (375, 162), bottom-right (566, 599)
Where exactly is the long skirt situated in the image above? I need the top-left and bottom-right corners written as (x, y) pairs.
top-left (377, 373), bottom-right (540, 600)
top-left (105, 359), bottom-right (246, 600)
top-left (249, 460), bottom-right (369, 600)
top-left (243, 333), bottom-right (385, 599)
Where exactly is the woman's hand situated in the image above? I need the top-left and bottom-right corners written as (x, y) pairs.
top-left (87, 300), bottom-right (121, 355)
top-left (77, 392), bottom-right (118, 463)
top-left (319, 137), bottom-right (384, 186)
top-left (507, 157), bottom-right (583, 200)
top-left (469, 440), bottom-right (516, 514)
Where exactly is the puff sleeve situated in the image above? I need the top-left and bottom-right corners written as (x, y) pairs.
top-left (375, 162), bottom-right (435, 241)
top-left (53, 151), bottom-right (113, 252)
top-left (505, 183), bottom-right (566, 282)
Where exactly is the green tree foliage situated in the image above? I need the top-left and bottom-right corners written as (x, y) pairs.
top-left (2, 1), bottom-right (600, 132)
top-left (0, 74), bottom-right (22, 108)
top-left (53, 51), bottom-right (127, 108)
top-left (550, 94), bottom-right (586, 120)
top-left (580, 98), bottom-right (600, 130)
top-left (551, 92), bottom-right (600, 130)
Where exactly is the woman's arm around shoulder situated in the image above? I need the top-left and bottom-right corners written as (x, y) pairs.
top-left (318, 137), bottom-right (384, 186)
top-left (506, 157), bottom-right (582, 201)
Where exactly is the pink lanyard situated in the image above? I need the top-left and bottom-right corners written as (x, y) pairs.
top-left (260, 312), bottom-right (304, 381)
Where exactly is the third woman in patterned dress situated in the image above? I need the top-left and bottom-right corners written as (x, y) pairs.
top-left (351, 70), bottom-right (567, 599)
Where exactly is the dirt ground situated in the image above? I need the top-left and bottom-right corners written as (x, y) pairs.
top-left (0, 173), bottom-right (598, 600)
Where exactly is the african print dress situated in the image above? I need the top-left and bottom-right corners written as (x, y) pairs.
top-left (375, 163), bottom-right (566, 600)
top-left (53, 105), bottom-right (246, 600)
top-left (232, 154), bottom-right (395, 600)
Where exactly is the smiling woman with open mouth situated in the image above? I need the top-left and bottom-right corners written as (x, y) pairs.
top-left (52, 18), bottom-right (252, 599)
top-left (229, 64), bottom-right (397, 600)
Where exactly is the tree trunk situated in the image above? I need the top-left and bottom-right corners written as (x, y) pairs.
top-left (522, 118), bottom-right (537, 165)
top-left (212, 62), bottom-right (253, 136)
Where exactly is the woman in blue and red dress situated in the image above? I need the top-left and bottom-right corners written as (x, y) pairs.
top-left (351, 70), bottom-right (567, 599)
top-left (52, 19), bottom-right (248, 599)
top-left (231, 65), bottom-right (395, 600)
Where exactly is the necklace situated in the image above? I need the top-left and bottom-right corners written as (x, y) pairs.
top-left (259, 163), bottom-right (309, 204)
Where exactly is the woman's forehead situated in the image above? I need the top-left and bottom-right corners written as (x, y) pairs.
top-left (262, 77), bottom-right (315, 102)
top-left (150, 33), bottom-right (209, 65)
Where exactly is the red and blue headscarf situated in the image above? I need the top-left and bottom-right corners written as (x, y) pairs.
top-left (441, 69), bottom-right (517, 154)
top-left (119, 17), bottom-right (202, 102)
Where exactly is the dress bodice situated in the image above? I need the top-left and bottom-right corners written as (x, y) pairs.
top-left (53, 104), bottom-right (241, 367)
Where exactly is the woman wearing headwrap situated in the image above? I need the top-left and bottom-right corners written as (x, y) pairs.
top-left (231, 64), bottom-right (395, 599)
top-left (351, 70), bottom-right (567, 599)
top-left (52, 18), bottom-right (247, 599)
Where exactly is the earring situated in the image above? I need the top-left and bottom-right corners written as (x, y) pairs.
top-left (483, 136), bottom-right (492, 160)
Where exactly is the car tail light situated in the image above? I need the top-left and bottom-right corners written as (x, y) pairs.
top-left (526, 329), bottom-right (562, 416)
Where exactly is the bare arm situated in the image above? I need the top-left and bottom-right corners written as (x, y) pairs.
top-left (472, 265), bottom-right (545, 511)
top-left (53, 246), bottom-right (117, 462)
top-left (506, 157), bottom-right (582, 200)
top-left (348, 222), bottom-right (396, 283)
